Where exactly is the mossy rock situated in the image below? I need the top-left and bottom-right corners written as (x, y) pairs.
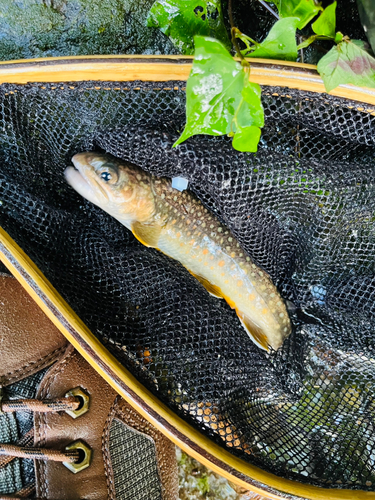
top-left (0, 0), bottom-right (178, 60)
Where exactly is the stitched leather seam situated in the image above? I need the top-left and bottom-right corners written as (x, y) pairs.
top-left (3, 344), bottom-right (68, 384)
top-left (35, 456), bottom-right (45, 500)
top-left (35, 402), bottom-right (49, 499)
top-left (41, 412), bottom-right (47, 500)
top-left (102, 395), bottom-right (119, 500)
top-left (115, 405), bottom-right (153, 437)
top-left (4, 344), bottom-right (66, 380)
top-left (38, 346), bottom-right (75, 400)
top-left (35, 346), bottom-right (75, 500)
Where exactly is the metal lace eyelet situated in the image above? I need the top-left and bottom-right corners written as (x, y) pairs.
top-left (63, 439), bottom-right (92, 473)
top-left (64, 387), bottom-right (90, 419)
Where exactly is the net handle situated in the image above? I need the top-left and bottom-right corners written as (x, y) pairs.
top-left (0, 56), bottom-right (374, 110)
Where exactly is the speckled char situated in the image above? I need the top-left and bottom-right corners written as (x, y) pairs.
top-left (66, 153), bottom-right (291, 351)
top-left (152, 179), bottom-right (291, 351)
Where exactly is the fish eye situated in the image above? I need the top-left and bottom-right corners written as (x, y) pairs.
top-left (101, 171), bottom-right (112, 182)
top-left (97, 167), bottom-right (118, 184)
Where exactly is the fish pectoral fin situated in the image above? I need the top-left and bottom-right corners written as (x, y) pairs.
top-left (236, 311), bottom-right (270, 352)
top-left (190, 273), bottom-right (224, 299)
top-left (131, 221), bottom-right (161, 248)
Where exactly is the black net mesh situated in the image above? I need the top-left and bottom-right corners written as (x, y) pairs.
top-left (1, 80), bottom-right (375, 491)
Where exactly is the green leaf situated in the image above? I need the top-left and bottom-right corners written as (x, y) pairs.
top-left (174, 36), bottom-right (264, 150)
top-left (297, 34), bottom-right (318, 50)
top-left (232, 126), bottom-right (261, 152)
top-left (317, 38), bottom-right (375, 92)
top-left (246, 18), bottom-right (299, 61)
top-left (334, 31), bottom-right (344, 43)
top-left (266, 0), bottom-right (322, 29)
top-left (146, 0), bottom-right (230, 55)
top-left (312, 1), bottom-right (336, 38)
top-left (239, 85), bottom-right (264, 127)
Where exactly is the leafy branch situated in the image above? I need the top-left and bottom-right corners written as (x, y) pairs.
top-left (147, 0), bottom-right (375, 152)
top-left (173, 36), bottom-right (263, 152)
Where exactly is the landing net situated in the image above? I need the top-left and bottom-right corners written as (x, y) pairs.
top-left (0, 80), bottom-right (375, 490)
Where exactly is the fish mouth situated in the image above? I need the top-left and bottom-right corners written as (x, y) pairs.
top-left (65, 156), bottom-right (109, 205)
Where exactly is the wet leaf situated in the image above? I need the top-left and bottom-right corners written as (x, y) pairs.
top-left (266, 0), bottom-right (322, 29)
top-left (317, 38), bottom-right (375, 92)
top-left (232, 126), bottom-right (261, 152)
top-left (239, 85), bottom-right (264, 128)
top-left (335, 31), bottom-right (344, 43)
top-left (174, 36), bottom-right (264, 150)
top-left (246, 18), bottom-right (299, 61)
top-left (146, 0), bottom-right (230, 55)
top-left (312, 1), bottom-right (336, 38)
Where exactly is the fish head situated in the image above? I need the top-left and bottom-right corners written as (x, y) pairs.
top-left (65, 152), bottom-right (156, 225)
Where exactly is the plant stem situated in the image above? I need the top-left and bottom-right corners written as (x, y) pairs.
top-left (228, 0), bottom-right (235, 29)
top-left (257, 0), bottom-right (279, 20)
top-left (232, 28), bottom-right (246, 60)
top-left (228, 0), bottom-right (245, 60)
top-left (298, 35), bottom-right (305, 63)
top-left (237, 31), bottom-right (259, 46)
top-left (235, 30), bottom-right (260, 56)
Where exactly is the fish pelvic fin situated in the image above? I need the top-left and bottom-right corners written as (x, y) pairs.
top-left (190, 273), bottom-right (224, 299)
top-left (236, 311), bottom-right (270, 352)
top-left (131, 221), bottom-right (161, 248)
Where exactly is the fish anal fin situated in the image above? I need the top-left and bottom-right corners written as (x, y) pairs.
top-left (131, 221), bottom-right (161, 248)
top-left (190, 273), bottom-right (224, 299)
top-left (237, 311), bottom-right (270, 352)
top-left (224, 296), bottom-right (236, 309)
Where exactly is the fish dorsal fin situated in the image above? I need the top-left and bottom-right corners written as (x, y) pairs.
top-left (237, 311), bottom-right (270, 352)
top-left (190, 272), bottom-right (224, 299)
top-left (131, 221), bottom-right (161, 248)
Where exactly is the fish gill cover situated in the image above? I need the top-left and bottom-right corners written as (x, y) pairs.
top-left (0, 81), bottom-right (375, 490)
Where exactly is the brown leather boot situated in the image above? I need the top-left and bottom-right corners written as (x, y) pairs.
top-left (0, 273), bottom-right (179, 500)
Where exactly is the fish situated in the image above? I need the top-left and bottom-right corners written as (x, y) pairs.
top-left (65, 152), bottom-right (291, 351)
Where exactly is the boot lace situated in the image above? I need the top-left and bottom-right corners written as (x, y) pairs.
top-left (0, 390), bottom-right (85, 499)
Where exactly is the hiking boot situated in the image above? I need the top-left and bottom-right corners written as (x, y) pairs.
top-left (0, 273), bottom-right (179, 500)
